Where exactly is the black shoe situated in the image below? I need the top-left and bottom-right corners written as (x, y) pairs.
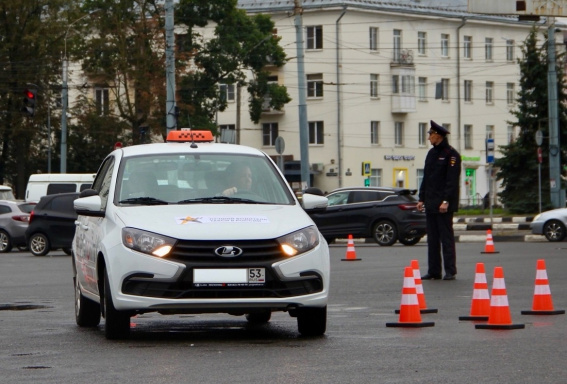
top-left (422, 274), bottom-right (442, 280)
top-left (443, 274), bottom-right (456, 280)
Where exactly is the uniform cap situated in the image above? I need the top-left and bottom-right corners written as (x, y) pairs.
top-left (429, 120), bottom-right (450, 136)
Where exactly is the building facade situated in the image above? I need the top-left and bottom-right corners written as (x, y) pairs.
top-left (211, 0), bottom-right (555, 206)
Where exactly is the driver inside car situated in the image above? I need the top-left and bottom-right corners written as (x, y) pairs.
top-left (222, 163), bottom-right (252, 197)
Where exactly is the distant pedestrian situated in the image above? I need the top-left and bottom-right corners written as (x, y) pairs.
top-left (416, 121), bottom-right (461, 280)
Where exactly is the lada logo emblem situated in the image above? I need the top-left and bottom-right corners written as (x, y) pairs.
top-left (214, 246), bottom-right (243, 257)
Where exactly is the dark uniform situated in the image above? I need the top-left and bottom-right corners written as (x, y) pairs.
top-left (419, 122), bottom-right (461, 279)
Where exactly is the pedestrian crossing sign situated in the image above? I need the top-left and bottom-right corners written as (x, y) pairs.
top-left (362, 161), bottom-right (371, 176)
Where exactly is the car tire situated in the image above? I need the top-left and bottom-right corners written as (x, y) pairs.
top-left (103, 269), bottom-right (131, 340)
top-left (372, 220), bottom-right (397, 246)
top-left (324, 237), bottom-right (336, 244)
top-left (297, 306), bottom-right (327, 337)
top-left (543, 220), bottom-right (566, 242)
top-left (29, 233), bottom-right (50, 256)
top-left (75, 277), bottom-right (101, 327)
top-left (0, 229), bottom-right (13, 253)
top-left (399, 235), bottom-right (423, 246)
top-left (246, 311), bottom-right (271, 324)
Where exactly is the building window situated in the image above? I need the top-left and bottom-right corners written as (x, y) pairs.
top-left (393, 29), bottom-right (401, 62)
top-left (419, 122), bottom-right (427, 146)
top-left (506, 39), bottom-right (515, 62)
top-left (392, 75), bottom-right (399, 94)
top-left (416, 169), bottom-right (424, 191)
top-left (308, 121), bottom-right (324, 144)
top-left (395, 122), bottom-right (404, 146)
top-left (370, 74), bottom-right (379, 98)
top-left (306, 26), bottom-right (323, 50)
top-left (464, 124), bottom-right (473, 149)
top-left (392, 75), bottom-right (414, 95)
top-left (441, 78), bottom-right (450, 101)
top-left (219, 83), bottom-right (235, 102)
top-left (486, 125), bottom-right (495, 139)
top-left (370, 168), bottom-right (382, 187)
top-left (418, 77), bottom-right (427, 101)
top-left (441, 34), bottom-right (449, 57)
top-left (95, 88), bottom-right (109, 116)
top-left (371, 121), bottom-right (380, 144)
top-left (219, 124), bottom-right (236, 144)
top-left (486, 81), bottom-right (494, 104)
top-left (507, 125), bottom-right (515, 144)
top-left (464, 80), bottom-right (473, 102)
top-left (369, 27), bottom-right (378, 51)
top-left (464, 36), bottom-right (472, 59)
top-left (507, 83), bottom-right (515, 104)
top-left (418, 32), bottom-right (426, 55)
top-left (485, 37), bottom-right (493, 61)
top-left (307, 73), bottom-right (323, 98)
top-left (262, 122), bottom-right (278, 146)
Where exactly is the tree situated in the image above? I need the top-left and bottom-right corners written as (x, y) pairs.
top-left (176, 0), bottom-right (290, 131)
top-left (495, 25), bottom-right (567, 213)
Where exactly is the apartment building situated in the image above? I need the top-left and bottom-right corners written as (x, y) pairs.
top-left (211, 0), bottom-right (554, 205)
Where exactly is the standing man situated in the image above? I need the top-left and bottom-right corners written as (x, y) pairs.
top-left (417, 121), bottom-right (461, 280)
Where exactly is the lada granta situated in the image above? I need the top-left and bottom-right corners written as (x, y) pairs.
top-left (72, 130), bottom-right (330, 339)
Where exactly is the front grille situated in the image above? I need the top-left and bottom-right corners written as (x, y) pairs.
top-left (167, 239), bottom-right (284, 264)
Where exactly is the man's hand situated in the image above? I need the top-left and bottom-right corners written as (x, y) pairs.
top-left (417, 201), bottom-right (425, 212)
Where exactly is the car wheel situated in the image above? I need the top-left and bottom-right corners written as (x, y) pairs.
top-left (399, 235), bottom-right (423, 246)
top-left (29, 233), bottom-right (50, 256)
top-left (103, 269), bottom-right (131, 339)
top-left (62, 248), bottom-right (72, 255)
top-left (324, 237), bottom-right (336, 244)
top-left (246, 311), bottom-right (271, 324)
top-left (297, 306), bottom-right (327, 337)
top-left (543, 220), bottom-right (566, 242)
top-left (0, 230), bottom-right (13, 253)
top-left (373, 220), bottom-right (397, 246)
top-left (75, 277), bottom-right (101, 327)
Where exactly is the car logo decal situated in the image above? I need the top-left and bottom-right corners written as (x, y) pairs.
top-left (214, 246), bottom-right (243, 257)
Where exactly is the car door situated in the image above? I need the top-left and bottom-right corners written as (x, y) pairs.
top-left (309, 191), bottom-right (360, 237)
top-left (48, 194), bottom-right (79, 248)
top-left (344, 191), bottom-right (385, 236)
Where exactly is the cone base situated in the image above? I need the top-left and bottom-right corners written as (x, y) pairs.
top-left (459, 315), bottom-right (489, 321)
top-left (341, 258), bottom-right (361, 261)
top-left (386, 321), bottom-right (435, 328)
top-left (521, 309), bottom-right (565, 315)
top-left (481, 251), bottom-right (500, 254)
top-left (475, 323), bottom-right (525, 329)
top-left (395, 308), bottom-right (438, 314)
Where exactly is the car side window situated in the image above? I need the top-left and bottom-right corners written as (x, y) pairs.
top-left (327, 192), bottom-right (349, 206)
top-left (0, 204), bottom-right (10, 214)
top-left (352, 191), bottom-right (382, 203)
top-left (92, 156), bottom-right (115, 211)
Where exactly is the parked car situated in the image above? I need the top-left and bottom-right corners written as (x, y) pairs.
top-left (530, 208), bottom-right (567, 242)
top-left (25, 192), bottom-right (79, 256)
top-left (0, 185), bottom-right (16, 201)
top-left (72, 129), bottom-right (330, 339)
top-left (0, 200), bottom-right (36, 252)
top-left (306, 187), bottom-right (426, 246)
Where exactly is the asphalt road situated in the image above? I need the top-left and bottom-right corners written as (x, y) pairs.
top-left (1, 241), bottom-right (566, 384)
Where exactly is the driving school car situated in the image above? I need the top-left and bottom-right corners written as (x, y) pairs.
top-left (72, 130), bottom-right (330, 339)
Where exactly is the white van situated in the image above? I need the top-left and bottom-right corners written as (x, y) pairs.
top-left (25, 173), bottom-right (96, 203)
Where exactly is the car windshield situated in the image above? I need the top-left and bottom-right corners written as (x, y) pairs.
top-left (116, 153), bottom-right (295, 205)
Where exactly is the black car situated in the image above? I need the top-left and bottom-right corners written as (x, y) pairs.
top-left (25, 192), bottom-right (79, 256)
top-left (306, 187), bottom-right (426, 246)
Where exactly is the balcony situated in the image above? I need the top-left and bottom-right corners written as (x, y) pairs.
top-left (390, 51), bottom-right (416, 114)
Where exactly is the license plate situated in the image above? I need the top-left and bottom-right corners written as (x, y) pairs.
top-left (193, 268), bottom-right (265, 287)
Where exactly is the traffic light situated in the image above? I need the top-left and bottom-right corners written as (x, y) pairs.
top-left (22, 88), bottom-right (37, 117)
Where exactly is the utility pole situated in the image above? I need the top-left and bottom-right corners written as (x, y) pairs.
top-left (294, 0), bottom-right (310, 190)
top-left (547, 19), bottom-right (564, 208)
top-left (165, 0), bottom-right (176, 134)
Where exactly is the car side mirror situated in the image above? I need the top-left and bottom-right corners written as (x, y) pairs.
top-left (79, 188), bottom-right (98, 198)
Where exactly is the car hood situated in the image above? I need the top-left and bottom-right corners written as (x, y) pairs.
top-left (114, 203), bottom-right (313, 240)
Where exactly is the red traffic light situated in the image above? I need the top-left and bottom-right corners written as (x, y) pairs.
top-left (25, 90), bottom-right (36, 100)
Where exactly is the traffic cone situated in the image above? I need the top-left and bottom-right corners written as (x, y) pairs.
top-left (459, 262), bottom-right (490, 321)
top-left (476, 266), bottom-right (525, 330)
top-left (341, 234), bottom-right (361, 261)
top-left (521, 259), bottom-right (565, 315)
top-left (481, 229), bottom-right (499, 254)
top-left (396, 260), bottom-right (437, 314)
top-left (387, 266), bottom-right (435, 328)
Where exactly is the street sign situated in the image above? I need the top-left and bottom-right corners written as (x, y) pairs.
top-left (486, 138), bottom-right (495, 164)
top-left (362, 161), bottom-right (371, 176)
top-left (537, 147), bottom-right (543, 164)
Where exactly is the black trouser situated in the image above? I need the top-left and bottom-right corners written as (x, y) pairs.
top-left (425, 212), bottom-right (456, 277)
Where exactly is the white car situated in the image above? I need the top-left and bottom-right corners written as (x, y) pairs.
top-left (530, 208), bottom-right (567, 242)
top-left (72, 130), bottom-right (330, 339)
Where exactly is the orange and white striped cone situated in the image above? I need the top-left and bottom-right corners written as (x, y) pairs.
top-left (481, 229), bottom-right (499, 254)
top-left (476, 266), bottom-right (524, 330)
top-left (459, 262), bottom-right (490, 321)
top-left (396, 260), bottom-right (437, 314)
top-left (521, 259), bottom-right (565, 315)
top-left (387, 266), bottom-right (435, 328)
top-left (341, 234), bottom-right (361, 261)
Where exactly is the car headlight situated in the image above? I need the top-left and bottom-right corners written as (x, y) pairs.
top-left (533, 214), bottom-right (541, 222)
top-left (122, 228), bottom-right (176, 257)
top-left (277, 226), bottom-right (320, 257)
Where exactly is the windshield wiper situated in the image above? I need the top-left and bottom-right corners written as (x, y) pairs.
top-left (177, 196), bottom-right (263, 204)
top-left (119, 197), bottom-right (169, 205)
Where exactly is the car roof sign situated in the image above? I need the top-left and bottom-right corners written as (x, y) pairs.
top-left (166, 129), bottom-right (214, 143)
